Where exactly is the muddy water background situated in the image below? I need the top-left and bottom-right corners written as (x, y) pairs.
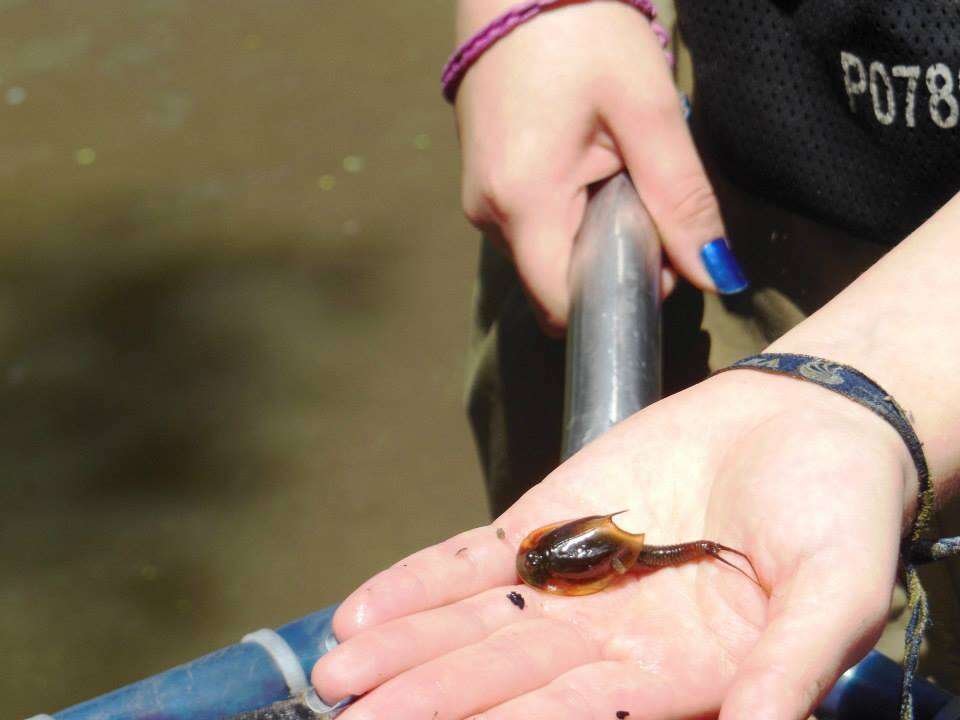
top-left (1, 2), bottom-right (490, 716)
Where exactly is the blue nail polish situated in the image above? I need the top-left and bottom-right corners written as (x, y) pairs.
top-left (700, 238), bottom-right (749, 294)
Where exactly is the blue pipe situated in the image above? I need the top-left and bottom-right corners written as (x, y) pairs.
top-left (817, 650), bottom-right (958, 720)
top-left (30, 605), bottom-right (958, 720)
top-left (33, 605), bottom-right (339, 720)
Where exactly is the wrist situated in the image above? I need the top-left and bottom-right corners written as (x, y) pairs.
top-left (708, 369), bottom-right (919, 535)
top-left (763, 328), bottom-right (939, 512)
top-left (456, 0), bottom-right (521, 41)
top-left (759, 197), bottom-right (960, 503)
top-left (447, 0), bottom-right (667, 102)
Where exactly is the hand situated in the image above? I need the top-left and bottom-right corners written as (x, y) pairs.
top-left (312, 371), bottom-right (915, 719)
top-left (456, 0), bottom-right (731, 333)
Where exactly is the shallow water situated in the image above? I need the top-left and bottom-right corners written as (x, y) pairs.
top-left (0, 2), bottom-right (487, 716)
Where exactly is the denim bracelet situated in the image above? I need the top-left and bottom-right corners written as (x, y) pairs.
top-left (717, 352), bottom-right (960, 720)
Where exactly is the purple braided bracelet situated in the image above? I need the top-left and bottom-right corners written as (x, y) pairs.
top-left (441, 0), bottom-right (671, 103)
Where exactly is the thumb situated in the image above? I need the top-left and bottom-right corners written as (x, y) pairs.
top-left (610, 94), bottom-right (749, 295)
top-left (720, 552), bottom-right (892, 720)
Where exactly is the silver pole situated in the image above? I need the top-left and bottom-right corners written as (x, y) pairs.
top-left (562, 172), bottom-right (662, 459)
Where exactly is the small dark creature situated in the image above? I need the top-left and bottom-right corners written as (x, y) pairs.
top-left (516, 512), bottom-right (761, 596)
top-left (506, 591), bottom-right (525, 609)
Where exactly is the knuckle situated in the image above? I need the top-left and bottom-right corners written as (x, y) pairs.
top-left (667, 176), bottom-right (720, 227)
top-left (484, 167), bottom-right (533, 215)
top-left (461, 184), bottom-right (494, 228)
top-left (462, 175), bottom-right (523, 230)
top-left (461, 135), bottom-right (549, 230)
top-left (630, 88), bottom-right (682, 126)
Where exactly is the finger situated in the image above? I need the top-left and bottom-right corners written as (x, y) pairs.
top-left (660, 261), bottom-right (677, 298)
top-left (463, 172), bottom-right (588, 335)
top-left (332, 525), bottom-right (518, 640)
top-left (472, 659), bottom-right (721, 720)
top-left (337, 618), bottom-right (596, 720)
top-left (608, 89), bottom-right (747, 295)
top-left (507, 194), bottom-right (585, 334)
top-left (460, 126), bottom-right (606, 335)
top-left (719, 549), bottom-right (895, 720)
top-left (314, 585), bottom-right (539, 702)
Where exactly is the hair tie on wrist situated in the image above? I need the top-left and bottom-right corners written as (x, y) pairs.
top-left (718, 352), bottom-right (960, 720)
top-left (441, 0), bottom-right (670, 104)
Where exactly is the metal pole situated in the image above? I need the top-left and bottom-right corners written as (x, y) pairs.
top-left (562, 172), bottom-right (662, 457)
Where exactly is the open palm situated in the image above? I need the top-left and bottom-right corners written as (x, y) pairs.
top-left (313, 372), bottom-right (910, 720)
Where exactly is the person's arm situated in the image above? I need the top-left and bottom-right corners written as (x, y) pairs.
top-left (711, 191), bottom-right (960, 718)
top-left (765, 191), bottom-right (960, 502)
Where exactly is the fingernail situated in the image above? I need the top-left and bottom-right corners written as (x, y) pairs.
top-left (700, 237), bottom-right (749, 294)
top-left (304, 687), bottom-right (356, 717)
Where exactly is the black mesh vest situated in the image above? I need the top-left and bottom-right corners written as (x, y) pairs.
top-left (676, 1), bottom-right (960, 244)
